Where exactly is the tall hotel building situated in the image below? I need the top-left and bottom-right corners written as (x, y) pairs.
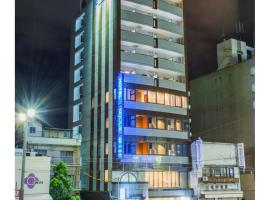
top-left (69, 0), bottom-right (192, 199)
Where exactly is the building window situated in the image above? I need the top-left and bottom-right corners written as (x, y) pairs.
top-left (105, 91), bottom-right (109, 103)
top-left (73, 103), bottom-right (82, 122)
top-left (145, 171), bottom-right (180, 188)
top-left (127, 115), bottom-right (136, 127)
top-left (105, 117), bottom-right (109, 128)
top-left (157, 92), bottom-right (165, 104)
top-left (167, 118), bottom-right (175, 131)
top-left (176, 95), bottom-right (182, 107)
top-left (74, 66), bottom-right (83, 83)
top-left (176, 120), bottom-right (182, 131)
top-left (157, 117), bottom-right (165, 129)
top-left (165, 93), bottom-right (170, 105)
top-left (74, 48), bottom-right (84, 66)
top-left (148, 116), bottom-right (157, 129)
top-left (73, 84), bottom-right (83, 101)
top-left (35, 149), bottom-right (47, 156)
top-left (182, 96), bottom-right (187, 108)
top-left (75, 31), bottom-right (84, 48)
top-left (154, 57), bottom-right (158, 68)
top-left (73, 125), bottom-right (82, 139)
top-left (153, 18), bottom-right (158, 28)
top-left (60, 151), bottom-right (73, 164)
top-left (127, 89), bottom-right (136, 101)
top-left (170, 94), bottom-right (176, 107)
top-left (75, 13), bottom-right (85, 31)
top-left (153, 38), bottom-right (158, 48)
top-left (136, 90), bottom-right (147, 102)
top-left (136, 115), bottom-right (148, 128)
top-left (153, 0), bottom-right (157, 9)
top-left (105, 143), bottom-right (109, 155)
top-left (29, 127), bottom-right (36, 134)
top-left (148, 90), bottom-right (157, 103)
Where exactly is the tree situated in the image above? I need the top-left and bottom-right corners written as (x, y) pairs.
top-left (50, 161), bottom-right (73, 200)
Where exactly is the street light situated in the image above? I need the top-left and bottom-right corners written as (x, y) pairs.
top-left (18, 109), bottom-right (36, 200)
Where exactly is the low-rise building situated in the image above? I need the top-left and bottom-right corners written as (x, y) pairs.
top-left (16, 121), bottom-right (81, 192)
top-left (189, 139), bottom-right (244, 200)
top-left (15, 150), bottom-right (53, 200)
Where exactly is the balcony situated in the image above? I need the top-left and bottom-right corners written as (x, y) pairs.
top-left (122, 0), bottom-right (183, 21)
top-left (123, 73), bottom-right (186, 92)
top-left (121, 154), bottom-right (189, 164)
top-left (27, 136), bottom-right (81, 147)
top-left (124, 127), bottom-right (188, 140)
top-left (124, 100), bottom-right (187, 115)
top-left (121, 10), bottom-right (183, 38)
top-left (121, 30), bottom-right (184, 57)
top-left (121, 51), bottom-right (185, 74)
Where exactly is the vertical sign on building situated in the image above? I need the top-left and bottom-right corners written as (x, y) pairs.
top-left (191, 137), bottom-right (204, 170)
top-left (117, 73), bottom-right (124, 158)
top-left (237, 143), bottom-right (246, 169)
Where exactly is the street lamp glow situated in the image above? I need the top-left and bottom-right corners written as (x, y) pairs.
top-left (27, 109), bottom-right (36, 118)
top-left (18, 113), bottom-right (27, 122)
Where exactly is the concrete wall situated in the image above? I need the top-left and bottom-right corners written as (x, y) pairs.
top-left (240, 173), bottom-right (255, 200)
top-left (190, 58), bottom-right (255, 168)
top-left (15, 156), bottom-right (52, 197)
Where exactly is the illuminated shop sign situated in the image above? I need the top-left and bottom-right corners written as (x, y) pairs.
top-left (191, 137), bottom-right (204, 170)
top-left (117, 73), bottom-right (124, 158)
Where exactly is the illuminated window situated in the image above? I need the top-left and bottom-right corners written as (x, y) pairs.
top-left (74, 48), bottom-right (84, 66)
top-left (136, 142), bottom-right (148, 155)
top-left (157, 91), bottom-right (165, 104)
top-left (104, 170), bottom-right (108, 182)
top-left (167, 118), bottom-right (175, 131)
top-left (136, 90), bottom-right (147, 102)
top-left (105, 117), bottom-right (109, 128)
top-left (157, 117), bottom-right (165, 129)
top-left (148, 116), bottom-right (156, 128)
top-left (105, 143), bottom-right (109, 155)
top-left (145, 171), bottom-right (180, 188)
top-left (170, 94), bottom-right (176, 106)
top-left (182, 96), bottom-right (188, 108)
top-left (136, 115), bottom-right (148, 128)
top-left (175, 95), bottom-right (182, 107)
top-left (105, 91), bottom-right (109, 103)
top-left (148, 90), bottom-right (156, 103)
top-left (176, 120), bottom-right (182, 131)
top-left (127, 89), bottom-right (136, 101)
top-left (165, 93), bottom-right (170, 105)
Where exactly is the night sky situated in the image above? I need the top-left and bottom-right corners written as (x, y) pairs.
top-left (15, 0), bottom-right (254, 128)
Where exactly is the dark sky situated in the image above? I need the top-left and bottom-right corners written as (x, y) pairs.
top-left (15, 0), bottom-right (254, 128)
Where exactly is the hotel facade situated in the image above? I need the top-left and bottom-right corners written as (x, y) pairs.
top-left (68, 0), bottom-right (192, 199)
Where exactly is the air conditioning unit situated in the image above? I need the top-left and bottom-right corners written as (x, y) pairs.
top-left (202, 176), bottom-right (208, 181)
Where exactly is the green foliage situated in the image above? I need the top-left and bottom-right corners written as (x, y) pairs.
top-left (70, 196), bottom-right (80, 200)
top-left (49, 161), bottom-right (73, 200)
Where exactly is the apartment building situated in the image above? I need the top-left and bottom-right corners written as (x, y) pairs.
top-left (69, 0), bottom-right (193, 199)
top-left (16, 121), bottom-right (81, 192)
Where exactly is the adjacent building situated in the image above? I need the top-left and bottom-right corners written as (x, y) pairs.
top-left (190, 38), bottom-right (255, 200)
top-left (189, 139), bottom-right (245, 200)
top-left (16, 122), bottom-right (81, 192)
top-left (69, 0), bottom-right (193, 199)
top-left (15, 150), bottom-right (53, 200)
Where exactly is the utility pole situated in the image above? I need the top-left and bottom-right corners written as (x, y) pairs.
top-left (19, 122), bottom-right (28, 200)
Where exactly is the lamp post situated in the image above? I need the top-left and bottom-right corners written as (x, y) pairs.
top-left (18, 109), bottom-right (36, 200)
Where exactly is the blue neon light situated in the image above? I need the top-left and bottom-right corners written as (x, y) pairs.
top-left (117, 73), bottom-right (124, 158)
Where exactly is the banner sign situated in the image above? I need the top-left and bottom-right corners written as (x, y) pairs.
top-left (191, 138), bottom-right (204, 170)
top-left (237, 143), bottom-right (245, 169)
